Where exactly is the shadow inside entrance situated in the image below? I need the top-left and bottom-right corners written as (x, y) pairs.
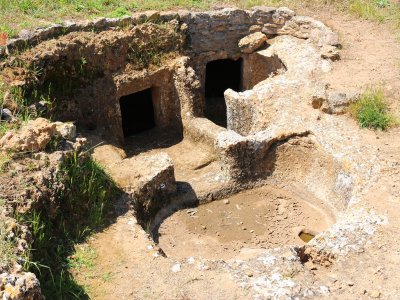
top-left (124, 127), bottom-right (183, 157)
top-left (205, 58), bottom-right (243, 128)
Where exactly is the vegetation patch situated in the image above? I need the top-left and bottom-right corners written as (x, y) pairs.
top-left (0, 120), bottom-right (19, 139)
top-left (0, 80), bottom-right (16, 138)
top-left (347, 0), bottom-right (386, 21)
top-left (1, 0), bottom-right (400, 38)
top-left (18, 153), bottom-right (121, 299)
top-left (68, 245), bottom-right (97, 271)
top-left (0, 77), bottom-right (53, 138)
top-left (349, 88), bottom-right (396, 130)
top-left (108, 7), bottom-right (130, 18)
top-left (0, 152), bottom-right (11, 173)
top-left (127, 24), bottom-right (182, 69)
top-left (310, 0), bottom-right (400, 25)
top-left (0, 221), bottom-right (16, 271)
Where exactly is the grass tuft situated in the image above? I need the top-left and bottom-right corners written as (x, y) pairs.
top-left (349, 88), bottom-right (396, 130)
top-left (0, 77), bottom-right (54, 139)
top-left (0, 152), bottom-right (11, 173)
top-left (67, 244), bottom-right (97, 270)
top-left (125, 23), bottom-right (183, 69)
top-left (0, 221), bottom-right (16, 271)
top-left (108, 7), bottom-right (130, 18)
top-left (348, 0), bottom-right (385, 21)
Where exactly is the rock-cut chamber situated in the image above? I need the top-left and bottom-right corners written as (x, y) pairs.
top-left (204, 58), bottom-right (243, 128)
top-left (119, 88), bottom-right (155, 137)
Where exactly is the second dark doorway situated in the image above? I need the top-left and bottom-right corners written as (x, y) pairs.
top-left (204, 58), bottom-right (242, 128)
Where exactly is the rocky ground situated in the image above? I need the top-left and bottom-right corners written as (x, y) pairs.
top-left (0, 118), bottom-right (85, 299)
top-left (73, 129), bottom-right (400, 300)
top-left (1, 4), bottom-right (400, 300)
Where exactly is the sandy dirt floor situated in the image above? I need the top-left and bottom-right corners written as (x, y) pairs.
top-left (157, 186), bottom-right (334, 260)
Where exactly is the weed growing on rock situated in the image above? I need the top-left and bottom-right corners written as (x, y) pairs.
top-left (349, 88), bottom-right (396, 130)
top-left (127, 23), bottom-right (182, 69)
top-left (0, 221), bottom-right (16, 271)
top-left (45, 135), bottom-right (64, 152)
top-left (0, 84), bottom-right (20, 134)
top-left (0, 152), bottom-right (11, 173)
top-left (0, 79), bottom-right (55, 139)
top-left (0, 120), bottom-right (19, 139)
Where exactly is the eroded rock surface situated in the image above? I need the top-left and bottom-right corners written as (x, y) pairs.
top-left (0, 272), bottom-right (43, 300)
top-left (0, 118), bottom-right (77, 153)
top-left (239, 32), bottom-right (267, 54)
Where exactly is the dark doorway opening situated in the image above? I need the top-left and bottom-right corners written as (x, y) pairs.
top-left (205, 58), bottom-right (242, 127)
top-left (119, 88), bottom-right (155, 137)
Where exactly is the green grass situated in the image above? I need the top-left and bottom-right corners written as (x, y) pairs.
top-left (348, 0), bottom-right (386, 21)
top-left (67, 245), bottom-right (97, 270)
top-left (61, 152), bottom-right (121, 232)
top-left (0, 78), bottom-right (20, 138)
top-left (349, 88), bottom-right (396, 130)
top-left (1, 0), bottom-right (400, 38)
top-left (127, 23), bottom-right (182, 69)
top-left (0, 77), bottom-right (54, 139)
top-left (0, 122), bottom-right (18, 138)
top-left (17, 153), bottom-right (121, 299)
top-left (101, 271), bottom-right (112, 283)
top-left (18, 211), bottom-right (89, 300)
top-left (108, 7), bottom-right (130, 18)
top-left (0, 151), bottom-right (11, 172)
top-left (0, 221), bottom-right (16, 271)
top-left (321, 0), bottom-right (400, 24)
top-left (0, 0), bottom-right (215, 37)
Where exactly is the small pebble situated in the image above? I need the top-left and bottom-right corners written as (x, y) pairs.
top-left (369, 290), bottom-right (381, 298)
top-left (171, 263), bottom-right (181, 273)
top-left (187, 257), bottom-right (195, 264)
top-left (223, 199), bottom-right (230, 204)
top-left (245, 271), bottom-right (253, 277)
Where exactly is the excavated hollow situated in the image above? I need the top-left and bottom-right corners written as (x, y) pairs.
top-left (154, 185), bottom-right (335, 260)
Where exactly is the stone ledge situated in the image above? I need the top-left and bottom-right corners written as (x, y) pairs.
top-left (3, 7), bottom-right (337, 56)
top-left (93, 145), bottom-right (176, 222)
